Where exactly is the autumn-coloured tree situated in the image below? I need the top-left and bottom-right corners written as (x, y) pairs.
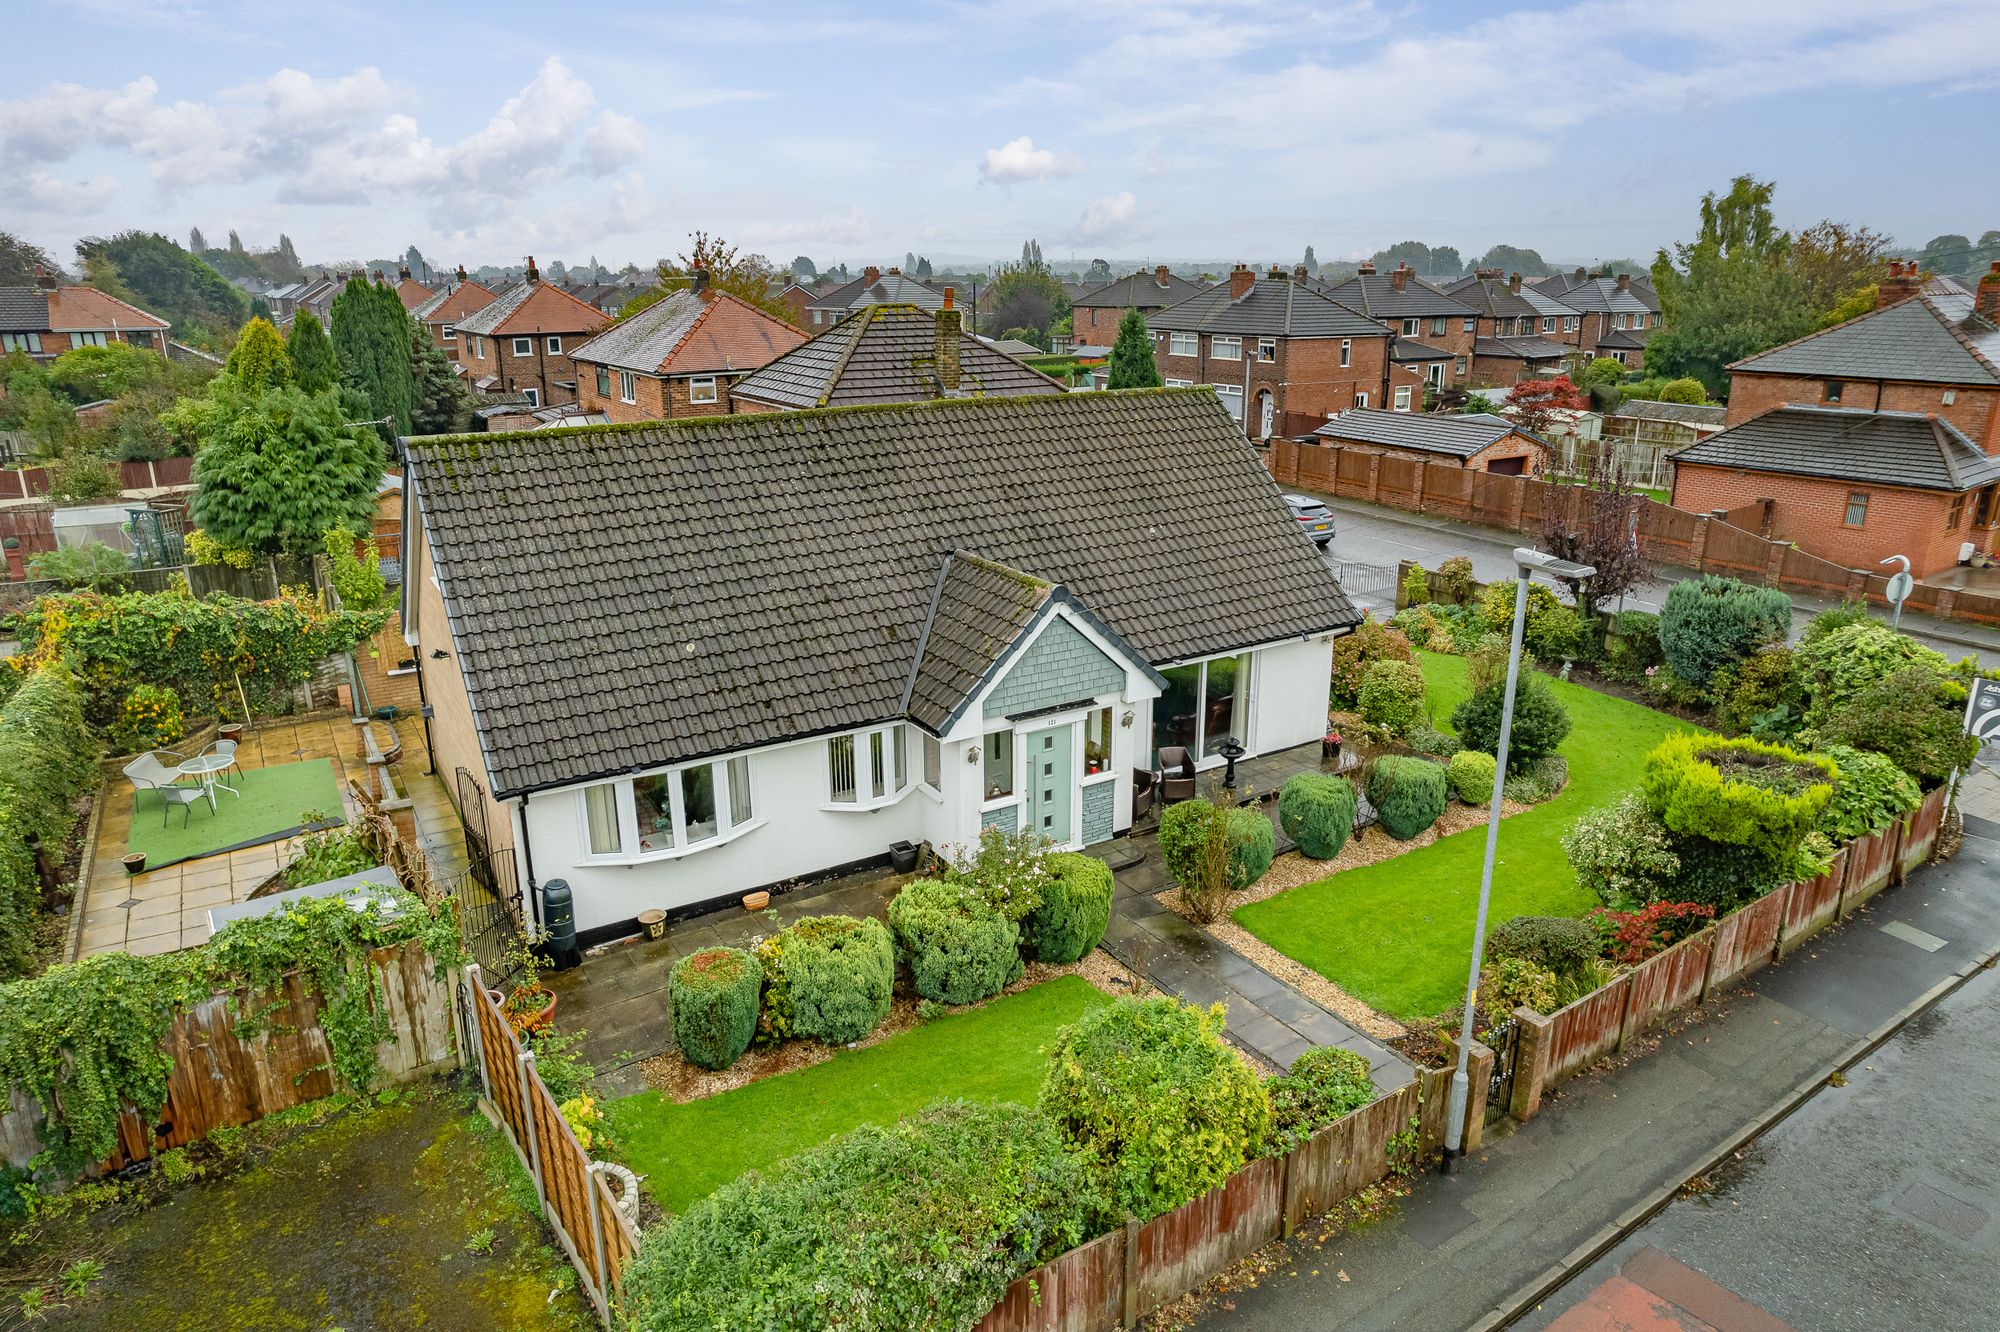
top-left (645, 232), bottom-right (792, 323)
top-left (1506, 376), bottom-right (1588, 437)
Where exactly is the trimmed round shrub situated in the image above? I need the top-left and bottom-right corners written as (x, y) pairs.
top-left (1657, 575), bottom-right (1791, 686)
top-left (1446, 749), bottom-right (1496, 804)
top-left (669, 946), bottom-right (761, 1071)
top-left (620, 1101), bottom-right (1102, 1332)
top-left (1450, 672), bottom-right (1571, 773)
top-left (1525, 605), bottom-right (1596, 663)
top-left (888, 879), bottom-right (1021, 1006)
top-left (1329, 616), bottom-right (1415, 709)
top-left (1639, 733), bottom-right (1835, 858)
top-left (1814, 744), bottom-right (1921, 841)
top-left (1365, 756), bottom-right (1448, 840)
top-left (1264, 1046), bottom-right (1376, 1157)
top-left (1712, 647), bottom-right (1805, 739)
top-left (1230, 807), bottom-right (1276, 885)
top-left (1357, 659), bottom-right (1427, 736)
top-left (1024, 852), bottom-right (1114, 964)
top-left (1502, 753), bottom-right (1568, 804)
top-left (1489, 916), bottom-right (1599, 978)
top-left (1277, 772), bottom-right (1357, 860)
top-left (1477, 579), bottom-right (1564, 644)
top-left (1040, 997), bottom-right (1271, 1221)
top-left (771, 915), bottom-right (895, 1045)
top-left (1812, 667), bottom-right (1976, 789)
top-left (1480, 957), bottom-right (1558, 1022)
top-left (1793, 622), bottom-right (1950, 723)
top-left (1159, 800), bottom-right (1277, 892)
top-left (1434, 555), bottom-right (1476, 605)
top-left (1407, 723), bottom-right (1462, 758)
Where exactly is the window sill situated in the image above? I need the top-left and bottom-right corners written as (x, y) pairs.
top-left (581, 817), bottom-right (765, 866)
top-left (821, 785), bottom-right (919, 814)
top-left (1080, 769), bottom-right (1117, 786)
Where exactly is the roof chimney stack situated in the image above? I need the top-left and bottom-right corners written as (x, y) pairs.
top-left (1476, 267), bottom-right (1502, 280)
top-left (862, 265), bottom-right (880, 287)
top-left (1269, 265), bottom-right (1287, 281)
top-left (1356, 261), bottom-right (1377, 276)
top-left (1977, 261), bottom-right (2000, 323)
top-left (690, 268), bottom-right (710, 298)
top-left (32, 263), bottom-right (57, 292)
top-left (372, 269), bottom-right (385, 283)
top-left (935, 288), bottom-right (962, 393)
top-left (1391, 263), bottom-right (1410, 292)
top-left (524, 256), bottom-right (539, 282)
top-left (399, 264), bottom-right (412, 281)
top-left (1293, 263), bottom-right (1309, 283)
top-left (1616, 273), bottom-right (1631, 291)
top-left (1228, 263), bottom-right (1255, 301)
top-left (1877, 259), bottom-right (1919, 309)
top-left (1155, 264), bottom-right (1171, 286)
top-left (1508, 272), bottom-right (1522, 293)
top-left (456, 264), bottom-right (467, 283)
top-left (1573, 266), bottom-right (1586, 279)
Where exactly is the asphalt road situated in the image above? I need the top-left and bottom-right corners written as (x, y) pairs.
top-left (1516, 960), bottom-right (2000, 1332)
top-left (1307, 491), bottom-right (1998, 668)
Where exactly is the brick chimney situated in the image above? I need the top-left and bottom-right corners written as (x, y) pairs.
top-left (1508, 272), bottom-right (1522, 293)
top-left (1877, 259), bottom-right (1919, 309)
top-left (887, 266), bottom-right (901, 276)
top-left (1476, 267), bottom-right (1502, 280)
top-left (1357, 261), bottom-right (1377, 276)
top-left (1573, 266), bottom-right (1586, 280)
top-left (1978, 261), bottom-right (2000, 323)
top-left (455, 264), bottom-right (468, 283)
top-left (689, 267), bottom-right (711, 298)
top-left (32, 263), bottom-right (57, 291)
top-left (862, 265), bottom-right (880, 287)
top-left (1293, 263), bottom-right (1309, 283)
top-left (1268, 265), bottom-right (1287, 281)
top-left (524, 255), bottom-right (540, 282)
top-left (935, 287), bottom-right (962, 393)
top-left (1155, 264), bottom-right (1171, 286)
top-left (1616, 273), bottom-right (1631, 291)
top-left (1228, 264), bottom-right (1255, 301)
top-left (1391, 263), bottom-right (1410, 292)
top-left (372, 268), bottom-right (385, 283)
top-left (398, 264), bottom-right (412, 281)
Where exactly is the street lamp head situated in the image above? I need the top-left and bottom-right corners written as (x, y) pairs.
top-left (1513, 547), bottom-right (1597, 582)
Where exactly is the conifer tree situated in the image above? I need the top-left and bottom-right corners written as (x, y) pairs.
top-left (409, 330), bottom-right (472, 435)
top-left (189, 226), bottom-right (208, 253)
top-left (286, 311), bottom-right (339, 394)
top-left (223, 317), bottom-right (291, 389)
top-left (329, 277), bottom-right (415, 436)
top-left (189, 383), bottom-right (385, 556)
top-left (1107, 308), bottom-right (1162, 390)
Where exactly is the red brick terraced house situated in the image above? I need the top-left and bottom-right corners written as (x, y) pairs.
top-left (1149, 265), bottom-right (1420, 440)
top-left (1069, 266), bottom-right (1208, 354)
top-left (0, 269), bottom-right (172, 361)
top-left (571, 278), bottom-right (809, 423)
top-left (1668, 261), bottom-right (2000, 576)
top-left (409, 275), bottom-right (497, 363)
top-left (1443, 270), bottom-right (1578, 384)
top-left (453, 259), bottom-right (610, 408)
top-left (1313, 262), bottom-right (1479, 390)
top-left (1531, 270), bottom-right (1659, 362)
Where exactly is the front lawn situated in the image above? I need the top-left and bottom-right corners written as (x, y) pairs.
top-left (604, 975), bottom-right (1112, 1212)
top-left (1235, 652), bottom-right (1691, 1020)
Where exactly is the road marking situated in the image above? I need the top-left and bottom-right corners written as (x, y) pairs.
top-left (1880, 920), bottom-right (1948, 952)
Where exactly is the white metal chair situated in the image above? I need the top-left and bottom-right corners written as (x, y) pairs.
top-left (197, 739), bottom-right (241, 795)
top-left (121, 750), bottom-right (207, 827)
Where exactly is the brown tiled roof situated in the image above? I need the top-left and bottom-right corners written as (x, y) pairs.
top-left (901, 553), bottom-right (1051, 732)
top-left (731, 305), bottom-right (1064, 409)
top-left (1673, 405), bottom-right (2000, 492)
top-left (395, 278), bottom-right (434, 310)
top-left (568, 290), bottom-right (807, 376)
top-left (1727, 294), bottom-right (2000, 387)
top-left (411, 280), bottom-right (496, 326)
top-left (44, 286), bottom-right (170, 332)
top-left (406, 389), bottom-right (1360, 795)
top-left (455, 281), bottom-right (609, 337)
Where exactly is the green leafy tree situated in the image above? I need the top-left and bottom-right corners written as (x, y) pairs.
top-left (223, 317), bottom-right (292, 390)
top-left (1106, 308), bottom-right (1162, 389)
top-left (48, 342), bottom-right (169, 402)
top-left (1301, 245), bottom-right (1320, 278)
top-left (789, 255), bottom-right (816, 279)
top-left (1084, 257), bottom-right (1112, 283)
top-left (653, 231), bottom-right (792, 321)
top-left (329, 278), bottom-right (415, 436)
top-left (1474, 244), bottom-right (1551, 277)
top-left (409, 330), bottom-right (472, 435)
top-left (1576, 356), bottom-right (1627, 388)
top-left (286, 311), bottom-right (339, 393)
top-left (1818, 284), bottom-right (1879, 329)
top-left (73, 231), bottom-right (248, 340)
top-left (1430, 246), bottom-right (1465, 277)
top-left (1019, 238), bottom-right (1046, 272)
top-left (0, 232), bottom-right (57, 287)
top-left (189, 226), bottom-right (208, 253)
top-left (988, 266), bottom-right (1068, 347)
top-left (189, 382), bottom-right (386, 555)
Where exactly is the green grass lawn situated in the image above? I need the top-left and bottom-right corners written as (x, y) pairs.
top-left (604, 975), bottom-right (1112, 1212)
top-left (127, 758), bottom-right (344, 869)
top-left (1235, 653), bottom-right (1691, 1021)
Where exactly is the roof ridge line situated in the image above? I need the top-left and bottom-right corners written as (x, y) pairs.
top-left (897, 552), bottom-right (957, 718)
top-left (814, 306), bottom-right (881, 407)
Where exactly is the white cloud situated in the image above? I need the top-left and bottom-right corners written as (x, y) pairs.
top-left (18, 171), bottom-right (119, 216)
top-left (978, 136), bottom-right (1078, 185)
top-left (582, 111), bottom-right (647, 176)
top-left (1071, 192), bottom-right (1142, 244)
top-left (753, 208), bottom-right (876, 248)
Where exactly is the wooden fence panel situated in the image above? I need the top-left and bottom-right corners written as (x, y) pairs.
top-left (1780, 852), bottom-right (1847, 956)
top-left (1636, 501), bottom-right (1702, 564)
top-left (1707, 891), bottom-right (1785, 991)
top-left (1619, 928), bottom-right (1714, 1048)
top-left (1421, 465), bottom-right (1474, 521)
top-left (1699, 520), bottom-right (1770, 580)
top-left (1778, 544), bottom-right (1854, 598)
top-left (1337, 446), bottom-right (1373, 495)
top-left (1376, 454), bottom-right (1419, 508)
top-left (1134, 1155), bottom-right (1284, 1318)
top-left (1545, 974), bottom-right (1633, 1085)
top-left (1841, 823), bottom-right (1899, 914)
top-left (1900, 785), bottom-right (1949, 874)
top-left (975, 1231), bottom-right (1125, 1332)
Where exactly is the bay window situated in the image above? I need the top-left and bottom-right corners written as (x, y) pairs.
top-left (580, 754), bottom-right (755, 860)
top-left (829, 724), bottom-right (912, 808)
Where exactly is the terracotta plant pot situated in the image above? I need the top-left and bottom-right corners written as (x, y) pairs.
top-left (122, 853), bottom-right (147, 875)
top-left (504, 986), bottom-right (557, 1036)
top-left (742, 890), bottom-right (771, 912)
top-left (637, 908), bottom-right (667, 941)
top-left (218, 723), bottom-right (245, 743)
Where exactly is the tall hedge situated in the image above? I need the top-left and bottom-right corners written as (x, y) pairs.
top-left (0, 666), bottom-right (99, 976)
top-left (1365, 757), bottom-right (1448, 840)
top-left (669, 946), bottom-right (761, 1070)
top-left (1024, 853), bottom-right (1114, 964)
top-left (1639, 733), bottom-right (1835, 857)
top-left (620, 1101), bottom-right (1102, 1332)
top-left (1040, 997), bottom-right (1270, 1221)
top-left (1657, 575), bottom-right (1791, 686)
top-left (1277, 773), bottom-right (1356, 859)
top-left (887, 879), bottom-right (1021, 1006)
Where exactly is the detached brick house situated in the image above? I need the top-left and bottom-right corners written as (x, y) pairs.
top-left (1149, 265), bottom-right (1419, 440)
top-left (409, 275), bottom-right (497, 363)
top-left (1443, 270), bottom-right (1577, 384)
top-left (1314, 408), bottom-right (1550, 476)
top-left (1668, 261), bottom-right (2000, 575)
top-left (570, 279), bottom-right (808, 423)
top-left (0, 269), bottom-right (171, 360)
top-left (453, 259), bottom-right (610, 408)
top-left (1314, 262), bottom-right (1478, 389)
top-left (1069, 266), bottom-right (1206, 353)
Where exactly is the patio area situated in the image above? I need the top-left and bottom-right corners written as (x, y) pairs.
top-left (74, 713), bottom-right (462, 959)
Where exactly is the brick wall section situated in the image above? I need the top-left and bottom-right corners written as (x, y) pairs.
top-left (1725, 372), bottom-right (2000, 450)
top-left (984, 618), bottom-right (1125, 718)
top-left (1156, 333), bottom-right (1420, 432)
top-left (1673, 462), bottom-right (1994, 576)
top-left (463, 333), bottom-right (592, 407)
top-left (575, 367), bottom-right (753, 423)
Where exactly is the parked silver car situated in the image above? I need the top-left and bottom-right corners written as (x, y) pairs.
top-left (1283, 493), bottom-right (1335, 547)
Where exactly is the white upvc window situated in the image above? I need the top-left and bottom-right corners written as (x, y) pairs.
top-left (512, 336), bottom-right (533, 356)
top-left (1257, 337), bottom-right (1276, 362)
top-left (1212, 383), bottom-right (1244, 420)
top-left (1169, 331), bottom-right (1198, 357)
top-left (1543, 317), bottom-right (1557, 333)
top-left (827, 724), bottom-right (913, 808)
top-left (523, 387), bottom-right (540, 407)
top-left (1564, 316), bottom-right (1580, 332)
top-left (1165, 377), bottom-right (1193, 388)
top-left (579, 754), bottom-right (757, 862)
top-left (1211, 335), bottom-right (1242, 361)
top-left (1394, 384), bottom-right (1413, 412)
top-left (71, 331), bottom-right (109, 348)
top-left (442, 323), bottom-right (456, 342)
top-left (689, 376), bottom-right (718, 404)
top-left (470, 336), bottom-right (484, 358)
top-left (1430, 318), bottom-right (1447, 336)
top-left (619, 370), bottom-right (637, 404)
top-left (0, 333), bottom-right (40, 353)
top-left (1463, 317), bottom-right (1477, 333)
top-left (1339, 339), bottom-right (1351, 368)
top-left (546, 336), bottom-right (563, 354)
top-left (1400, 318), bottom-right (1420, 337)
top-left (1355, 391), bottom-right (1369, 408)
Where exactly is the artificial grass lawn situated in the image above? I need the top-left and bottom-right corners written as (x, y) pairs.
top-left (126, 757), bottom-right (344, 869)
top-left (1235, 653), bottom-right (1692, 1021)
top-left (604, 975), bottom-right (1113, 1212)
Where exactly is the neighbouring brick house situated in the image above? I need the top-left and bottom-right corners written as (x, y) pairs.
top-left (1443, 270), bottom-right (1579, 384)
top-left (1069, 266), bottom-right (1207, 353)
top-left (1313, 408), bottom-right (1551, 476)
top-left (731, 292), bottom-right (1063, 411)
top-left (804, 267), bottom-right (946, 329)
top-left (570, 278), bottom-right (809, 422)
top-left (1314, 262), bottom-right (1478, 389)
top-left (1149, 265), bottom-right (1419, 440)
top-left (1531, 271), bottom-right (1658, 362)
top-left (453, 259), bottom-right (611, 408)
top-left (0, 269), bottom-right (172, 360)
top-left (409, 274), bottom-right (497, 363)
top-left (1666, 261), bottom-right (2000, 576)
top-left (393, 267), bottom-right (436, 310)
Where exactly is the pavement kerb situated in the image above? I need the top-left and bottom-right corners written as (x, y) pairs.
top-left (1462, 929), bottom-right (2000, 1332)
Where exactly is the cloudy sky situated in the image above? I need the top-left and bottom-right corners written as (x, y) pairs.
top-left (7, 0), bottom-right (1999, 272)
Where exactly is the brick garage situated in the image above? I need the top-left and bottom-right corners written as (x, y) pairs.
top-left (1724, 373), bottom-right (2000, 450)
top-left (1314, 408), bottom-right (1551, 477)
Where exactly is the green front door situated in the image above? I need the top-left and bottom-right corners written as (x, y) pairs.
top-left (1025, 725), bottom-right (1074, 846)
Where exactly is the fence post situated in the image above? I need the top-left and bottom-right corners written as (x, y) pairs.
top-left (586, 1165), bottom-right (610, 1304)
top-left (1411, 460), bottom-right (1428, 513)
top-left (464, 964), bottom-right (492, 1100)
top-left (518, 1050), bottom-right (545, 1208)
top-left (1888, 812), bottom-right (1911, 886)
top-left (1278, 1150), bottom-right (1295, 1238)
top-left (1121, 1215), bottom-right (1140, 1329)
top-left (1366, 452), bottom-right (1381, 502)
top-left (1509, 1007), bottom-right (1552, 1122)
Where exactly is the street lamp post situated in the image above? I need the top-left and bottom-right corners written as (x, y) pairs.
top-left (1442, 547), bottom-right (1595, 1172)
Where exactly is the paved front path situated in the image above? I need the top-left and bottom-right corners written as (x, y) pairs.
top-left (1092, 828), bottom-right (1411, 1091)
top-left (1199, 769), bottom-right (2000, 1331)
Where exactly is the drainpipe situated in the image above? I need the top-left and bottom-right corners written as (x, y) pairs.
top-left (512, 796), bottom-right (543, 935)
